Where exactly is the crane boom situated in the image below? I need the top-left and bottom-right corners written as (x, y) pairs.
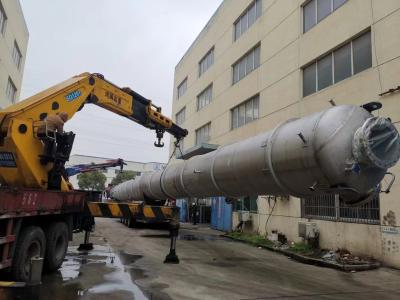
top-left (65, 158), bottom-right (126, 177)
top-left (0, 73), bottom-right (187, 192)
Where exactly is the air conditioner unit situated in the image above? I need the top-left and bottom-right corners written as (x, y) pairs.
top-left (238, 211), bottom-right (251, 222)
top-left (298, 222), bottom-right (318, 238)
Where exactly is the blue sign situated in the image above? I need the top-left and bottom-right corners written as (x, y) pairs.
top-left (65, 90), bottom-right (81, 102)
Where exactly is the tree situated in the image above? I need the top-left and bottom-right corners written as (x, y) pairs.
top-left (77, 170), bottom-right (107, 191)
top-left (111, 170), bottom-right (139, 185)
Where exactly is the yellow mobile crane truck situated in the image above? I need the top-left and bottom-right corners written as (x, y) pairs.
top-left (0, 73), bottom-right (187, 282)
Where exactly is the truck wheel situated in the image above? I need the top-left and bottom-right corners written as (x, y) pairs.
top-left (44, 222), bottom-right (68, 272)
top-left (11, 226), bottom-right (46, 282)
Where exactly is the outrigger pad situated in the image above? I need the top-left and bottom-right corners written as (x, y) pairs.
top-left (78, 243), bottom-right (93, 251)
top-left (164, 250), bottom-right (179, 264)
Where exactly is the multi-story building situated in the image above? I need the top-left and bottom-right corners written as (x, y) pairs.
top-left (0, 0), bottom-right (28, 108)
top-left (171, 0), bottom-right (400, 267)
top-left (67, 154), bottom-right (166, 189)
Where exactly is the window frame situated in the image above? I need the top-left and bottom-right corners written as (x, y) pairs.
top-left (195, 122), bottom-right (211, 145)
top-left (302, 0), bottom-right (348, 33)
top-left (302, 30), bottom-right (371, 97)
top-left (352, 31), bottom-right (372, 75)
top-left (197, 83), bottom-right (213, 111)
top-left (303, 62), bottom-right (317, 97)
top-left (231, 94), bottom-right (260, 130)
top-left (234, 0), bottom-right (262, 41)
top-left (12, 41), bottom-right (22, 69)
top-left (333, 42), bottom-right (352, 84)
top-left (317, 0), bottom-right (332, 23)
top-left (234, 196), bottom-right (258, 213)
top-left (175, 107), bottom-right (186, 126)
top-left (0, 1), bottom-right (7, 35)
top-left (232, 43), bottom-right (261, 84)
top-left (198, 47), bottom-right (214, 77)
top-left (6, 77), bottom-right (17, 103)
top-left (177, 77), bottom-right (188, 100)
top-left (303, 0), bottom-right (316, 33)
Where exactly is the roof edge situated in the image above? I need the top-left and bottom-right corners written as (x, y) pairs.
top-left (175, 0), bottom-right (224, 70)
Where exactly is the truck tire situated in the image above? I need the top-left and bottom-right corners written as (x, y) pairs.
top-left (11, 226), bottom-right (46, 282)
top-left (44, 222), bottom-right (68, 272)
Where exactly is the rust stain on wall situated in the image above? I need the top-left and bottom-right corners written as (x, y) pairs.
top-left (382, 237), bottom-right (400, 254)
top-left (383, 210), bottom-right (397, 227)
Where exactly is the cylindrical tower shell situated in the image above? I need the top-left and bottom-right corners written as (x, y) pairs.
top-left (112, 105), bottom-right (400, 204)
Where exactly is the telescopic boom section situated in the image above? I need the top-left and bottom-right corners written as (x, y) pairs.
top-left (65, 158), bottom-right (126, 177)
top-left (0, 73), bottom-right (187, 192)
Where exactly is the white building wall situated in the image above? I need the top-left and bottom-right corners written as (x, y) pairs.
top-left (0, 0), bottom-right (28, 108)
top-left (172, 0), bottom-right (400, 267)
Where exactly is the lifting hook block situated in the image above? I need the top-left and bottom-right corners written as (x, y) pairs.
top-left (154, 128), bottom-right (165, 148)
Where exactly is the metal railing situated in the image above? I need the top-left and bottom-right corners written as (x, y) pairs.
top-left (301, 194), bottom-right (380, 225)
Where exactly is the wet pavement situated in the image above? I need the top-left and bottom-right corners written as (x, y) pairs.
top-left (1, 219), bottom-right (400, 299)
top-left (0, 245), bottom-right (148, 300)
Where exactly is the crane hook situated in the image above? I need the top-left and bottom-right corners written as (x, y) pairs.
top-left (154, 128), bottom-right (165, 148)
top-left (154, 140), bottom-right (164, 147)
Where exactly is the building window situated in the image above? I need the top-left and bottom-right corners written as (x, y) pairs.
top-left (0, 2), bottom-right (7, 35)
top-left (177, 77), bottom-right (187, 99)
top-left (6, 77), bottom-right (16, 103)
top-left (175, 107), bottom-right (186, 125)
top-left (301, 194), bottom-right (380, 224)
top-left (302, 30), bottom-right (371, 97)
top-left (303, 0), bottom-right (347, 33)
top-left (334, 43), bottom-right (351, 83)
top-left (231, 95), bottom-right (259, 129)
top-left (199, 47), bottom-right (214, 77)
top-left (233, 44), bottom-right (260, 84)
top-left (12, 41), bottom-right (22, 69)
top-left (197, 84), bottom-right (212, 111)
top-left (195, 123), bottom-right (211, 145)
top-left (234, 0), bottom-right (262, 41)
top-left (234, 196), bottom-right (258, 213)
top-left (352, 31), bottom-right (372, 75)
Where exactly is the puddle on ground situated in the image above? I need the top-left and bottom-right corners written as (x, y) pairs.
top-left (0, 245), bottom-right (147, 300)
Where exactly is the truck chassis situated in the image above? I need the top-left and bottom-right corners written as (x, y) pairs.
top-left (0, 187), bottom-right (179, 282)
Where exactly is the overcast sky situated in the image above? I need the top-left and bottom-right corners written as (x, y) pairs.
top-left (19, 0), bottom-right (222, 163)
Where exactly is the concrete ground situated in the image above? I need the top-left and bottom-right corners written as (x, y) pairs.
top-left (83, 219), bottom-right (400, 299)
top-left (3, 218), bottom-right (400, 300)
